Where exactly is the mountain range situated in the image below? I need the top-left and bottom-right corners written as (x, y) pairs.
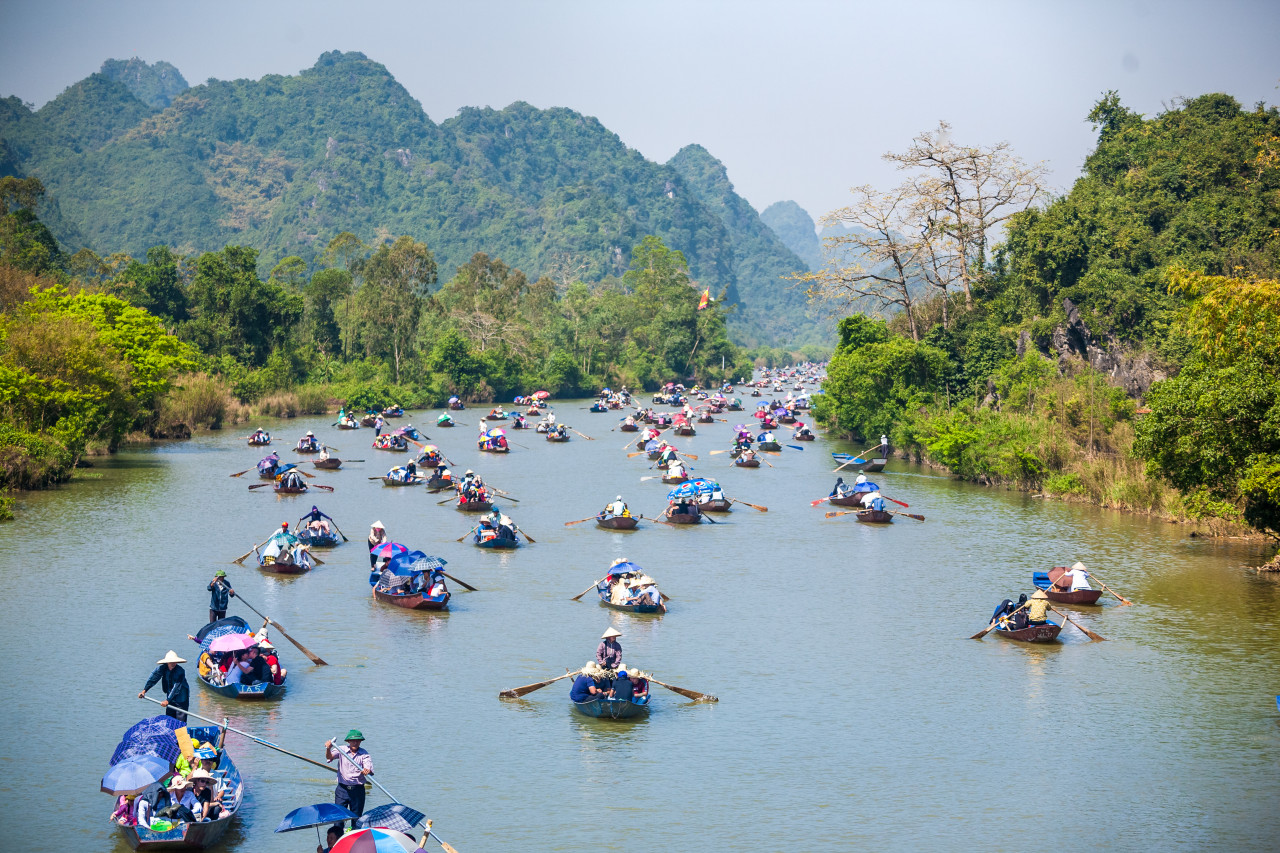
top-left (0, 52), bottom-right (833, 346)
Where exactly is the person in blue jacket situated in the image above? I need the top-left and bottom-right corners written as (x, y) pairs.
top-left (139, 650), bottom-right (190, 722)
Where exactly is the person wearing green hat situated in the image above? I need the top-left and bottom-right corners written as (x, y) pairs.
top-left (325, 730), bottom-right (372, 830)
top-left (207, 570), bottom-right (235, 624)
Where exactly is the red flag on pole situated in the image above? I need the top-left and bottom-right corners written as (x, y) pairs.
top-left (697, 288), bottom-right (710, 310)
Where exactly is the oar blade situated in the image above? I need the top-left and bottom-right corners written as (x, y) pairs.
top-left (652, 678), bottom-right (717, 703)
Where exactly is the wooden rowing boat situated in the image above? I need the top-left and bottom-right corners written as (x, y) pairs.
top-left (734, 458), bottom-right (760, 468)
top-left (456, 499), bottom-right (493, 512)
top-left (696, 414), bottom-right (714, 423)
top-left (663, 506), bottom-right (702, 524)
top-left (426, 475), bottom-right (454, 490)
top-left (757, 440), bottom-right (781, 451)
top-left (256, 555), bottom-right (311, 574)
top-left (596, 515), bottom-right (638, 530)
top-left (297, 528), bottom-right (340, 547)
top-left (596, 580), bottom-right (664, 614)
top-left (674, 425), bottom-right (696, 436)
top-left (312, 458), bottom-right (342, 469)
top-left (474, 532), bottom-right (519, 549)
top-left (854, 509), bottom-right (893, 524)
top-left (546, 433), bottom-right (571, 442)
top-left (380, 475), bottom-right (423, 486)
top-left (994, 621), bottom-right (1063, 643)
top-left (619, 422), bottom-right (638, 432)
top-left (572, 691), bottom-right (651, 719)
top-left (115, 723), bottom-right (243, 850)
top-left (372, 586), bottom-right (449, 610)
top-left (698, 498), bottom-right (731, 512)
top-left (1038, 567), bottom-right (1105, 605)
top-left (793, 433), bottom-right (815, 441)
top-left (360, 415), bottom-right (378, 427)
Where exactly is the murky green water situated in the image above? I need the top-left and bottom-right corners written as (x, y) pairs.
top-left (2, 401), bottom-right (1278, 851)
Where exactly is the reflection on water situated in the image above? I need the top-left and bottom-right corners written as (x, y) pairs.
top-left (0, 404), bottom-right (1278, 851)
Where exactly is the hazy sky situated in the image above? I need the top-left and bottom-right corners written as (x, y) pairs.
top-left (2, 0), bottom-right (1278, 223)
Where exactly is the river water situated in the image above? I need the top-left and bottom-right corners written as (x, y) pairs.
top-left (1, 401), bottom-right (1278, 852)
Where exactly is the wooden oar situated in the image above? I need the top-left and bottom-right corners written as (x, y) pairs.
top-left (729, 498), bottom-right (767, 512)
top-left (455, 526), bottom-right (479, 543)
top-left (311, 484), bottom-right (335, 492)
top-left (809, 495), bottom-right (832, 506)
top-left (516, 526), bottom-right (536, 543)
top-left (441, 571), bottom-right (476, 592)
top-left (824, 509), bottom-right (860, 518)
top-left (709, 449), bottom-right (732, 455)
top-left (1049, 606), bottom-right (1107, 641)
top-left (760, 456), bottom-right (775, 468)
top-left (247, 483), bottom-right (271, 490)
top-left (832, 456), bottom-right (868, 473)
top-left (626, 450), bottom-right (649, 458)
top-left (787, 444), bottom-right (806, 451)
top-left (677, 451), bottom-right (699, 460)
top-left (229, 469), bottom-right (252, 478)
top-left (969, 618), bottom-right (1000, 640)
top-left (889, 510), bottom-right (926, 521)
top-left (564, 516), bottom-right (599, 527)
top-left (884, 496), bottom-right (910, 508)
top-left (232, 534), bottom-right (275, 564)
top-left (233, 592), bottom-right (328, 665)
top-left (570, 428), bottom-right (595, 440)
top-left (140, 697), bottom-right (333, 771)
top-left (649, 677), bottom-right (718, 703)
top-left (499, 670), bottom-right (577, 698)
top-left (1082, 569), bottom-right (1133, 605)
top-left (571, 575), bottom-right (610, 601)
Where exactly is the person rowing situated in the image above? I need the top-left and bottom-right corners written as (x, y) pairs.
top-left (601, 495), bottom-right (629, 520)
top-left (1054, 561), bottom-right (1093, 593)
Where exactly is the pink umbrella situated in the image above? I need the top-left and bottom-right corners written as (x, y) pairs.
top-left (209, 632), bottom-right (259, 653)
top-left (371, 542), bottom-right (410, 559)
top-left (330, 827), bottom-right (419, 853)
top-left (533, 390), bottom-right (550, 399)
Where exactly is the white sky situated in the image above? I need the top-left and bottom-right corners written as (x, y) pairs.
top-left (2, 0), bottom-right (1277, 224)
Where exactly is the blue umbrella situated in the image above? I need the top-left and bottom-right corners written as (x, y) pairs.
top-left (355, 803), bottom-right (427, 833)
top-left (607, 560), bottom-right (644, 576)
top-left (110, 717), bottom-right (184, 766)
top-left (101, 754), bottom-right (170, 795)
top-left (275, 802), bottom-right (359, 832)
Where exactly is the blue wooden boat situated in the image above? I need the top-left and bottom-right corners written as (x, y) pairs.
top-left (197, 672), bottom-right (286, 700)
top-left (474, 531), bottom-right (519, 549)
top-left (115, 724), bottom-right (244, 850)
top-left (596, 579), bottom-right (665, 614)
top-left (572, 691), bottom-right (650, 719)
top-left (193, 617), bottom-right (287, 699)
top-left (297, 527), bottom-right (340, 547)
top-left (589, 402), bottom-right (608, 412)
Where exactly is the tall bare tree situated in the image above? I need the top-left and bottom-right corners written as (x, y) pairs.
top-left (796, 184), bottom-right (925, 340)
top-left (886, 121), bottom-right (1047, 307)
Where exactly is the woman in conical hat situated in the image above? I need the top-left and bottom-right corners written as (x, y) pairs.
top-left (596, 627), bottom-right (622, 670)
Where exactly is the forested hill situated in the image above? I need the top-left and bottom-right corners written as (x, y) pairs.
top-left (0, 51), bottom-right (823, 346)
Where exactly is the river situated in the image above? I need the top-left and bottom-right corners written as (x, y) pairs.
top-left (1, 400), bottom-right (1278, 852)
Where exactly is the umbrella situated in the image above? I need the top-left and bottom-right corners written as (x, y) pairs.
top-left (485, 428), bottom-right (505, 438)
top-left (209, 632), bottom-right (259, 653)
top-left (607, 560), bottom-right (644, 577)
top-left (197, 616), bottom-right (253, 650)
top-left (371, 542), bottom-right (410, 559)
top-left (101, 754), bottom-right (171, 795)
top-left (331, 827), bottom-right (419, 853)
top-left (355, 803), bottom-right (427, 833)
top-left (534, 390), bottom-right (549, 399)
top-left (275, 802), bottom-right (359, 832)
top-left (418, 444), bottom-right (438, 452)
top-left (110, 718), bottom-right (182, 767)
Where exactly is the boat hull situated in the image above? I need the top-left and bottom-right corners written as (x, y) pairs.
top-left (297, 530), bottom-right (340, 547)
top-left (572, 694), bottom-right (651, 719)
top-left (619, 423), bottom-right (638, 432)
top-left (596, 516), bottom-right (638, 530)
top-left (456, 500), bottom-right (493, 512)
top-left (757, 441), bottom-right (781, 451)
top-left (698, 498), bottom-right (731, 512)
top-left (794, 434), bottom-right (815, 441)
top-left (663, 509), bottom-right (702, 524)
top-left (475, 536), bottom-right (519, 549)
top-left (734, 459), bottom-right (760, 468)
top-left (426, 476), bottom-right (454, 490)
top-left (257, 559), bottom-right (311, 574)
top-left (661, 475), bottom-right (689, 485)
top-left (994, 622), bottom-right (1063, 643)
top-left (674, 426), bottom-right (696, 436)
top-left (1043, 567), bottom-right (1105, 604)
top-left (855, 509), bottom-right (894, 524)
top-left (197, 673), bottom-right (286, 700)
top-left (380, 476), bottom-right (422, 486)
top-left (312, 458), bottom-right (342, 469)
top-left (373, 588), bottom-right (450, 610)
top-left (546, 434), bottom-right (570, 442)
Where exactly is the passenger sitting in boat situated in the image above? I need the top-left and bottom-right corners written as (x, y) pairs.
top-left (224, 651), bottom-right (247, 686)
top-left (992, 594), bottom-right (1028, 625)
top-left (1026, 589), bottom-right (1051, 625)
top-left (759, 430), bottom-right (775, 443)
top-left (830, 477), bottom-right (849, 497)
top-left (257, 637), bottom-right (286, 684)
top-left (854, 473), bottom-right (868, 486)
top-left (1056, 561), bottom-right (1093, 592)
top-left (570, 669), bottom-right (604, 702)
top-left (860, 492), bottom-right (887, 512)
top-left (604, 495), bottom-right (629, 517)
top-left (402, 461), bottom-right (417, 482)
top-left (428, 571), bottom-right (448, 597)
top-left (670, 497), bottom-right (696, 515)
top-left (476, 518), bottom-right (498, 542)
top-left (633, 577), bottom-right (662, 607)
top-left (613, 668), bottom-right (635, 701)
top-left (189, 769), bottom-right (222, 821)
top-left (667, 462), bottom-right (687, 479)
top-left (157, 776), bottom-right (199, 823)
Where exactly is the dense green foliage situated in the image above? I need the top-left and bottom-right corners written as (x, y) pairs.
top-left (0, 52), bottom-right (820, 346)
top-left (814, 92), bottom-right (1280, 532)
